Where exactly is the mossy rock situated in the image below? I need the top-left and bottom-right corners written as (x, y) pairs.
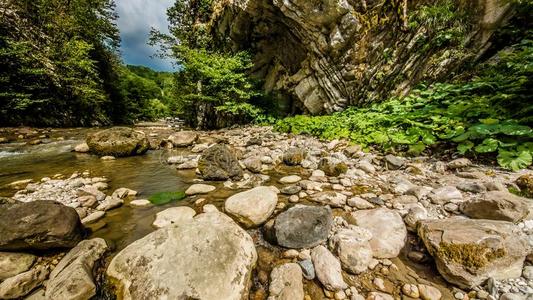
top-left (198, 144), bottom-right (243, 181)
top-left (516, 173), bottom-right (533, 198)
top-left (86, 127), bottom-right (150, 157)
top-left (318, 157), bottom-right (348, 176)
top-left (283, 148), bottom-right (306, 166)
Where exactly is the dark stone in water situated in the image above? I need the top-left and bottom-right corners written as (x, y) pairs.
top-left (273, 205), bottom-right (332, 249)
top-left (0, 201), bottom-right (84, 251)
top-left (198, 144), bottom-right (243, 181)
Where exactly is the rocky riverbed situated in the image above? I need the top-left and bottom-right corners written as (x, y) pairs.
top-left (0, 124), bottom-right (532, 300)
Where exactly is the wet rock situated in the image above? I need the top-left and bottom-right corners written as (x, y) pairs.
top-left (198, 144), bottom-right (243, 181)
top-left (129, 199), bottom-right (152, 207)
top-left (0, 266), bottom-right (48, 299)
top-left (384, 155), bottom-right (405, 170)
top-left (418, 218), bottom-right (528, 288)
top-left (268, 263), bottom-right (304, 300)
top-left (86, 127), bottom-right (149, 157)
top-left (350, 208), bottom-right (407, 258)
top-left (81, 211), bottom-right (105, 225)
top-left (0, 252), bottom-right (36, 280)
top-left (73, 143), bottom-right (89, 153)
top-left (107, 211), bottom-right (257, 300)
top-left (112, 187), bottom-right (137, 199)
top-left (428, 186), bottom-right (463, 205)
top-left (329, 226), bottom-right (373, 274)
top-left (225, 186), bottom-right (278, 228)
top-left (243, 157), bottom-right (262, 173)
top-left (185, 184), bottom-right (216, 195)
top-left (417, 284), bottom-right (442, 300)
top-left (311, 245), bottom-right (347, 292)
top-left (191, 143), bottom-right (209, 153)
top-left (168, 131), bottom-right (198, 147)
top-left (447, 158), bottom-right (472, 170)
top-left (7, 179), bottom-right (33, 190)
top-left (274, 205), bottom-right (332, 249)
top-left (283, 148), bottom-right (306, 166)
top-left (311, 191), bottom-right (347, 207)
top-left (45, 238), bottom-right (108, 300)
top-left (460, 191), bottom-right (530, 222)
top-left (152, 206), bottom-right (196, 228)
top-left (281, 185), bottom-right (302, 195)
top-left (0, 201), bottom-right (83, 251)
top-left (95, 196), bottom-right (123, 211)
top-left (318, 157), bottom-right (348, 176)
top-left (279, 175), bottom-right (302, 184)
top-left (297, 259), bottom-right (315, 280)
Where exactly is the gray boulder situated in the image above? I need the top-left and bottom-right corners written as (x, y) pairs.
top-left (86, 127), bottom-right (149, 157)
top-left (107, 212), bottom-right (257, 300)
top-left (418, 218), bottom-right (528, 288)
top-left (225, 186), bottom-right (278, 228)
top-left (273, 205), bottom-right (332, 249)
top-left (168, 131), bottom-right (198, 147)
top-left (198, 144), bottom-right (243, 181)
top-left (0, 201), bottom-right (84, 251)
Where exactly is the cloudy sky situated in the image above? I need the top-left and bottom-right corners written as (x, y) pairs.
top-left (115, 0), bottom-right (175, 71)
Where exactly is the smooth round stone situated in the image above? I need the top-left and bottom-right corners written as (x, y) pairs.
top-left (185, 184), bottom-right (216, 195)
top-left (279, 175), bottom-right (302, 184)
top-left (129, 199), bottom-right (152, 207)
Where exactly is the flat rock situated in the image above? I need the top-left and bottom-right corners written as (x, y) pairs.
top-left (96, 196), bottom-right (123, 211)
top-left (268, 263), bottom-right (304, 300)
top-left (311, 245), bottom-right (347, 291)
top-left (350, 208), bottom-right (407, 258)
top-left (0, 266), bottom-right (48, 299)
top-left (46, 238), bottom-right (108, 300)
top-left (0, 201), bottom-right (83, 251)
top-left (225, 186), bottom-right (278, 227)
top-left (81, 211), bottom-right (105, 225)
top-left (107, 212), bottom-right (257, 300)
top-left (168, 131), bottom-right (198, 147)
top-left (129, 199), bottom-right (152, 207)
top-left (418, 218), bottom-right (528, 288)
top-left (274, 205), bottom-right (332, 249)
top-left (185, 184), bottom-right (216, 195)
top-left (0, 252), bottom-right (36, 280)
top-left (310, 191), bottom-right (347, 207)
top-left (152, 206), bottom-right (196, 228)
top-left (461, 191), bottom-right (530, 222)
top-left (279, 175), bottom-right (302, 184)
top-left (428, 186), bottom-right (462, 205)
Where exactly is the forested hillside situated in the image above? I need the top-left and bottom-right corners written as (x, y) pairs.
top-left (0, 0), bottom-right (173, 126)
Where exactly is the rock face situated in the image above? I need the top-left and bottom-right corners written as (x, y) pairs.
top-left (224, 186), bottom-right (278, 227)
top-left (460, 191), bottom-right (530, 222)
top-left (210, 0), bottom-right (511, 113)
top-left (268, 263), bottom-right (304, 300)
top-left (273, 205), bottom-right (332, 249)
top-left (86, 127), bottom-right (149, 157)
top-left (198, 144), bottom-right (243, 180)
top-left (107, 212), bottom-right (257, 300)
top-left (351, 208), bottom-right (407, 258)
top-left (46, 238), bottom-right (108, 300)
top-left (0, 201), bottom-right (84, 251)
top-left (418, 218), bottom-right (528, 288)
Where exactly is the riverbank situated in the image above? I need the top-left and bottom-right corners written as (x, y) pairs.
top-left (0, 124), bottom-right (532, 299)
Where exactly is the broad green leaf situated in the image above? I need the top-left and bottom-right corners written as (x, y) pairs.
top-left (479, 118), bottom-right (499, 125)
top-left (408, 142), bottom-right (426, 155)
top-left (148, 191), bottom-right (186, 205)
top-left (474, 138), bottom-right (499, 153)
top-left (499, 124), bottom-right (533, 136)
top-left (497, 150), bottom-right (532, 171)
top-left (457, 141), bottom-right (474, 154)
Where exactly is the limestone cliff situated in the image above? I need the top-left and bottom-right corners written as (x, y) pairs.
top-left (210, 0), bottom-right (513, 114)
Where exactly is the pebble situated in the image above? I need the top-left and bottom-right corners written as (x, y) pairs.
top-left (402, 284), bottom-right (420, 298)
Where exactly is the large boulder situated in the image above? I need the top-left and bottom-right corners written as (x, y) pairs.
top-left (168, 131), bottom-right (198, 147)
top-left (350, 208), bottom-right (407, 258)
top-left (268, 263), bottom-right (304, 300)
top-left (273, 205), bottom-right (332, 249)
top-left (460, 191), bottom-right (530, 222)
top-left (198, 144), bottom-right (243, 181)
top-left (86, 127), bottom-right (149, 157)
top-left (418, 218), bottom-right (528, 288)
top-left (107, 212), bottom-right (257, 300)
top-left (45, 238), bottom-right (108, 300)
top-left (329, 226), bottom-right (373, 274)
top-left (0, 201), bottom-right (84, 251)
top-left (225, 186), bottom-right (278, 227)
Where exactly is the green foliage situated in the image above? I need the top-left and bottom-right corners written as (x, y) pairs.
top-left (172, 46), bottom-right (266, 128)
top-left (275, 36), bottom-right (533, 170)
top-left (148, 191), bottom-right (186, 205)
